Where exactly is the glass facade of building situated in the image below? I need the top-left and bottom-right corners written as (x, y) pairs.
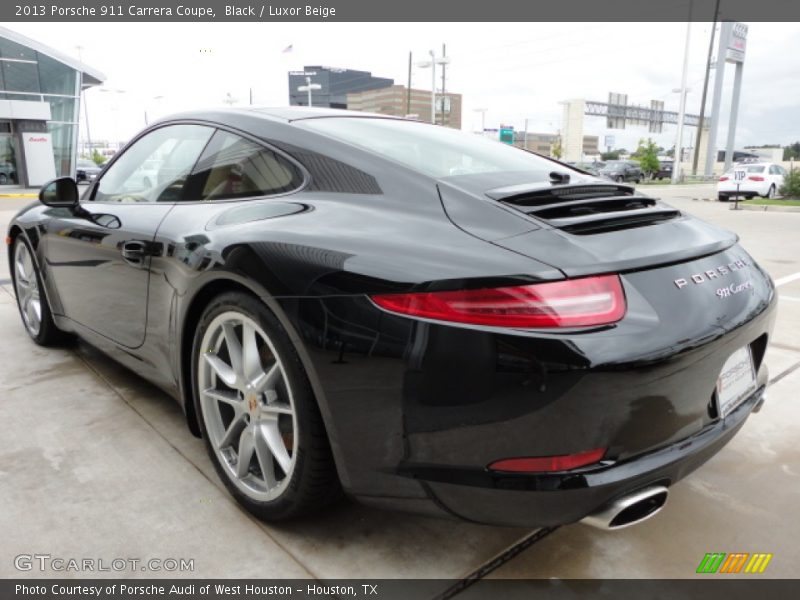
top-left (0, 35), bottom-right (82, 178)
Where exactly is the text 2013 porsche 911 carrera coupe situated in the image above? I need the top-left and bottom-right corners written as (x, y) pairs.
top-left (8, 108), bottom-right (775, 529)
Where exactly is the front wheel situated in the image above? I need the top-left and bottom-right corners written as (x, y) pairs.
top-left (192, 291), bottom-right (341, 521)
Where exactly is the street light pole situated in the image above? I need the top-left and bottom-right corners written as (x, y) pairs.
top-left (428, 50), bottom-right (436, 124)
top-left (75, 45), bottom-right (91, 157)
top-left (298, 76), bottom-right (321, 107)
top-left (417, 50), bottom-right (450, 125)
top-left (473, 108), bottom-right (487, 133)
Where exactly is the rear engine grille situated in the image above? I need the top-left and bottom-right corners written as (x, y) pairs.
top-left (492, 183), bottom-right (681, 234)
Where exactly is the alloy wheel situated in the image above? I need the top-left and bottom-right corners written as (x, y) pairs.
top-left (198, 311), bottom-right (298, 502)
top-left (14, 241), bottom-right (42, 337)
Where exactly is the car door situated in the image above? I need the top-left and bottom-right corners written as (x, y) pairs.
top-left (43, 123), bottom-right (214, 348)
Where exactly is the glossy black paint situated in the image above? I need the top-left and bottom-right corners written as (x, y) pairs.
top-left (7, 107), bottom-right (777, 527)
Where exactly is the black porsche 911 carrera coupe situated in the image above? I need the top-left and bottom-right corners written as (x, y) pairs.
top-left (8, 107), bottom-right (775, 529)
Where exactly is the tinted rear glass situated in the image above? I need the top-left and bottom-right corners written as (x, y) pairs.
top-left (299, 117), bottom-right (555, 179)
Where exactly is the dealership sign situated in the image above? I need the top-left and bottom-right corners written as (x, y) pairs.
top-left (726, 22), bottom-right (748, 63)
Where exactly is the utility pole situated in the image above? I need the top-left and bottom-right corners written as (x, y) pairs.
top-left (406, 51), bottom-right (412, 116)
top-left (672, 16), bottom-right (692, 183)
top-left (692, 0), bottom-right (721, 175)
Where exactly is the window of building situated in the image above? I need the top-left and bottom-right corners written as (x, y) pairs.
top-left (1, 60), bottom-right (41, 93)
top-left (184, 130), bottom-right (303, 201)
top-left (37, 53), bottom-right (77, 96)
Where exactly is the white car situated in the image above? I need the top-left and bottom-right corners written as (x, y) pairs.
top-left (717, 162), bottom-right (787, 201)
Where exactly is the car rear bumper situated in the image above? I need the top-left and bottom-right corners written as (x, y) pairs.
top-left (403, 381), bottom-right (766, 527)
top-left (718, 181), bottom-right (768, 196)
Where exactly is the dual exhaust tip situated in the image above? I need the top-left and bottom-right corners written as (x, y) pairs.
top-left (581, 486), bottom-right (669, 530)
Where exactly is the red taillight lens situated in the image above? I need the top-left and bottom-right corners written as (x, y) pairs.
top-left (719, 176), bottom-right (729, 181)
top-left (748, 175), bottom-right (764, 181)
top-left (370, 275), bottom-right (626, 328)
top-left (489, 448), bottom-right (607, 473)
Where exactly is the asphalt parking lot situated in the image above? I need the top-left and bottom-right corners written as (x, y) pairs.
top-left (0, 183), bottom-right (798, 584)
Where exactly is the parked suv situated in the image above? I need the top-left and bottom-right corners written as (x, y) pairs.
top-left (599, 160), bottom-right (642, 183)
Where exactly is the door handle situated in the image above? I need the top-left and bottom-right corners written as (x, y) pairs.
top-left (120, 240), bottom-right (149, 266)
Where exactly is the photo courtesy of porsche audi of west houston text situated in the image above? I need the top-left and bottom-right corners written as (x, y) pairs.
top-left (9, 108), bottom-right (776, 530)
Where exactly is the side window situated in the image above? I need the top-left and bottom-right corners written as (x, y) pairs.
top-left (184, 130), bottom-right (303, 201)
top-left (93, 124), bottom-right (213, 203)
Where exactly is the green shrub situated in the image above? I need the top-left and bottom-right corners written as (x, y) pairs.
top-left (779, 169), bottom-right (800, 198)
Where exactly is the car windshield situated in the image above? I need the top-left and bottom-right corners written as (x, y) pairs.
top-left (78, 160), bottom-right (96, 168)
top-left (600, 161), bottom-right (625, 170)
top-left (298, 117), bottom-right (556, 179)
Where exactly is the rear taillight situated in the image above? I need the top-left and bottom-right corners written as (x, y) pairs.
top-left (489, 448), bottom-right (607, 473)
top-left (370, 275), bottom-right (626, 328)
top-left (719, 176), bottom-right (729, 181)
top-left (748, 175), bottom-right (764, 181)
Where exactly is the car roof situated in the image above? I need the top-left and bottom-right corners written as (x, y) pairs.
top-left (166, 105), bottom-right (406, 124)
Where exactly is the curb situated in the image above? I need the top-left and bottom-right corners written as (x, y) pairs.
top-left (690, 198), bottom-right (800, 212)
top-left (736, 204), bottom-right (800, 213)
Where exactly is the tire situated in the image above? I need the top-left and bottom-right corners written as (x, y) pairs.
top-left (12, 236), bottom-right (69, 346)
top-left (764, 185), bottom-right (776, 199)
top-left (191, 291), bottom-right (341, 521)
top-left (0, 173), bottom-right (7, 184)
top-left (718, 194), bottom-right (728, 202)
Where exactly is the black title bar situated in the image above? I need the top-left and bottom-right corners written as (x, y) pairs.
top-left (3, 0), bottom-right (800, 22)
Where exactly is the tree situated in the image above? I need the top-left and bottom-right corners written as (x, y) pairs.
top-left (551, 137), bottom-right (563, 160)
top-left (780, 168), bottom-right (800, 198)
top-left (635, 138), bottom-right (660, 177)
top-left (783, 142), bottom-right (800, 161)
top-left (91, 149), bottom-right (106, 166)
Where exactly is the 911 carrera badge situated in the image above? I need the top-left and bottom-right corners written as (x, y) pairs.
top-left (716, 280), bottom-right (753, 298)
top-left (673, 258), bottom-right (750, 290)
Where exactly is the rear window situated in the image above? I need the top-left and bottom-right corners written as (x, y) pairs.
top-left (299, 117), bottom-right (555, 179)
top-left (742, 165), bottom-right (766, 173)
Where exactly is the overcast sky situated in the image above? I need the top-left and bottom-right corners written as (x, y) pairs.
top-left (9, 21), bottom-right (800, 151)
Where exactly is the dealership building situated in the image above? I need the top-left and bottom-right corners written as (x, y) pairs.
top-left (0, 27), bottom-right (104, 186)
top-left (288, 66), bottom-right (393, 109)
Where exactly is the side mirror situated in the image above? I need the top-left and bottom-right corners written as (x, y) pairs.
top-left (39, 177), bottom-right (79, 208)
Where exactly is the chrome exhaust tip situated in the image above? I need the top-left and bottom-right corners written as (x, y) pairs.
top-left (581, 486), bottom-right (669, 531)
